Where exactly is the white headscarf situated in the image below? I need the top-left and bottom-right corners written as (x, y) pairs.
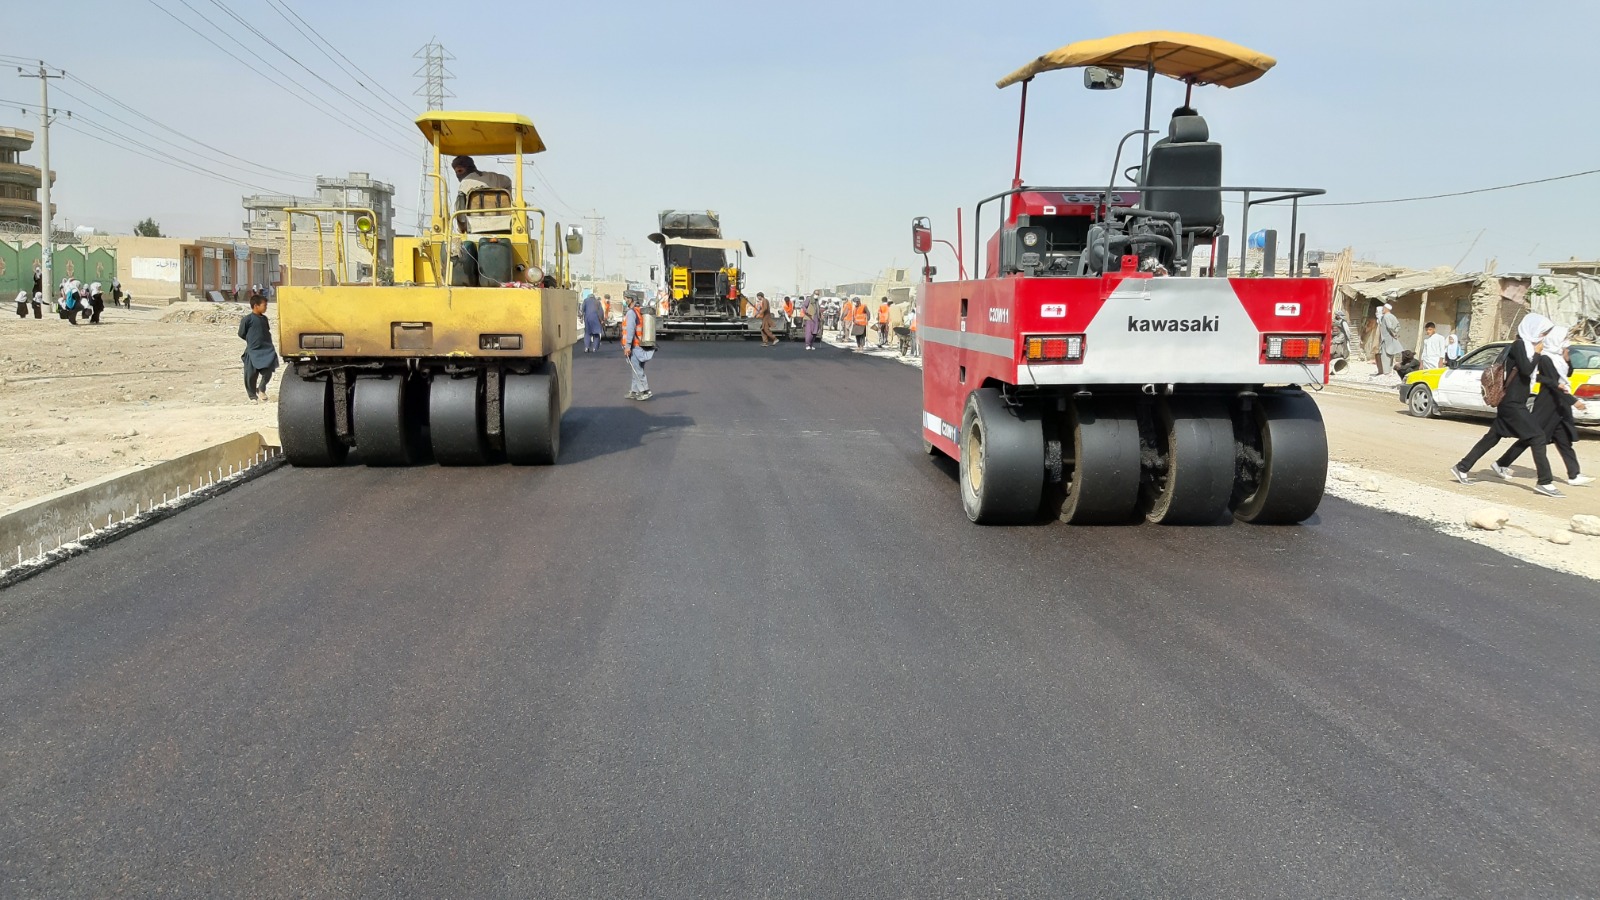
top-left (1517, 312), bottom-right (1553, 361)
top-left (1543, 325), bottom-right (1570, 378)
top-left (13, 291), bottom-right (25, 305)
top-left (1445, 333), bottom-right (1461, 359)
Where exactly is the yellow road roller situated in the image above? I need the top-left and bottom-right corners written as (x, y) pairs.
top-left (276, 110), bottom-right (582, 466)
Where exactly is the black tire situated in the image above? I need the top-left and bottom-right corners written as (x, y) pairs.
top-left (430, 373), bottom-right (490, 465)
top-left (353, 376), bottom-right (419, 466)
top-left (504, 369), bottom-right (559, 465)
top-left (959, 388), bottom-right (1044, 524)
top-left (1234, 392), bottom-right (1328, 524)
top-left (278, 373), bottom-right (347, 467)
top-left (1061, 400), bottom-right (1142, 524)
top-left (1145, 398), bottom-right (1235, 525)
top-left (1405, 384), bottom-right (1437, 418)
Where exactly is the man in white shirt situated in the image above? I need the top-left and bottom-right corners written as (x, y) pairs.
top-left (1420, 321), bottom-right (1448, 370)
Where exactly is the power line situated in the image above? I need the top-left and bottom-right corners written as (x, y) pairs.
top-left (141, 0), bottom-right (416, 158)
top-left (52, 84), bottom-right (309, 184)
top-left (263, 0), bottom-right (416, 121)
top-left (203, 0), bottom-right (416, 143)
top-left (1308, 168), bottom-right (1600, 208)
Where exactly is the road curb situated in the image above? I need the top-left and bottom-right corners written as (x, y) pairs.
top-left (0, 432), bottom-right (283, 591)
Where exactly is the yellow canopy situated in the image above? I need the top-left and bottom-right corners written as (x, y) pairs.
top-left (996, 31), bottom-right (1275, 89)
top-left (414, 111), bottom-right (546, 156)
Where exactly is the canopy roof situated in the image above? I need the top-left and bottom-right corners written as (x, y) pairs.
top-left (414, 111), bottom-right (546, 156)
top-left (656, 236), bottom-right (754, 257)
top-left (997, 31), bottom-right (1275, 89)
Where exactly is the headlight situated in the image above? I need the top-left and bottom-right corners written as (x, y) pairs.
top-left (1021, 232), bottom-right (1039, 248)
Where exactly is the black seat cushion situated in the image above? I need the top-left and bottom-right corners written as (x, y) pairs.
top-left (1141, 115), bottom-right (1222, 231)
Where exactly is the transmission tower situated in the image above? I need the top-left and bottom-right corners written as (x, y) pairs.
top-left (412, 40), bottom-right (454, 233)
top-left (586, 210), bottom-right (607, 280)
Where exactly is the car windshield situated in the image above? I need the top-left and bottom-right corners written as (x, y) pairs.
top-left (1457, 344), bottom-right (1504, 369)
top-left (1568, 344), bottom-right (1599, 370)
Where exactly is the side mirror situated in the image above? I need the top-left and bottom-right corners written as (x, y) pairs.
top-left (1084, 66), bottom-right (1124, 90)
top-left (912, 216), bottom-right (933, 255)
top-left (565, 225), bottom-right (584, 255)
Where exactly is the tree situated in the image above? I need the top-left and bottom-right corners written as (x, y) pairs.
top-left (134, 218), bottom-right (163, 237)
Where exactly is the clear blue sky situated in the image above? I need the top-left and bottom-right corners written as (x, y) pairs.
top-left (6, 0), bottom-right (1598, 293)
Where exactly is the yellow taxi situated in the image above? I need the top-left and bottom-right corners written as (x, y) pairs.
top-left (1400, 340), bottom-right (1599, 425)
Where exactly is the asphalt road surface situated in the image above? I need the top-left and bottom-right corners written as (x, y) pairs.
top-left (3, 340), bottom-right (1597, 898)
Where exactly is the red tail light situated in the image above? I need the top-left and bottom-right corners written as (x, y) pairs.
top-left (1576, 383), bottom-right (1599, 399)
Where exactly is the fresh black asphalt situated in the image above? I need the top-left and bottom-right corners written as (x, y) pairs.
top-left (2, 339), bottom-right (1597, 898)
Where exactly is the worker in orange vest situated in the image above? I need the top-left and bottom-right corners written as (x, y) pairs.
top-left (906, 304), bottom-right (919, 357)
top-left (875, 297), bottom-right (891, 348)
top-left (851, 298), bottom-right (871, 351)
top-left (839, 298), bottom-right (857, 344)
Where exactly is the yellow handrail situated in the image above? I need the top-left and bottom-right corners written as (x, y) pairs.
top-left (283, 207), bottom-right (379, 287)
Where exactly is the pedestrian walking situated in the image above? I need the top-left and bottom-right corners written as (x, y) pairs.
top-left (623, 295), bottom-right (654, 400)
top-left (14, 290), bottom-right (29, 318)
top-left (31, 263), bottom-right (42, 299)
top-left (803, 295), bottom-right (820, 350)
top-left (238, 293), bottom-right (279, 402)
top-left (88, 281), bottom-right (105, 324)
top-left (755, 292), bottom-right (776, 346)
top-left (1492, 325), bottom-right (1593, 487)
top-left (111, 276), bottom-right (125, 309)
top-left (1377, 303), bottom-right (1402, 374)
top-left (1420, 322), bottom-right (1447, 369)
top-left (581, 290), bottom-right (604, 353)
top-left (851, 299), bottom-right (870, 350)
top-left (1449, 313), bottom-right (1563, 497)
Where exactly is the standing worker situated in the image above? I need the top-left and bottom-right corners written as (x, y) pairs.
top-left (581, 290), bottom-right (604, 353)
top-left (783, 295), bottom-right (795, 339)
top-left (1377, 303), bottom-right (1402, 375)
top-left (755, 292), bottom-right (776, 347)
top-left (623, 295), bottom-right (654, 401)
top-left (876, 297), bottom-right (891, 348)
top-left (1449, 313), bottom-right (1562, 497)
top-left (852, 298), bottom-right (871, 351)
top-left (803, 294), bottom-right (821, 350)
top-left (238, 292), bottom-right (279, 402)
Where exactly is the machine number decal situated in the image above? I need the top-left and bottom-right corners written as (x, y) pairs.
top-left (924, 411), bottom-right (958, 442)
top-left (988, 308), bottom-right (1009, 324)
top-left (1040, 303), bottom-right (1067, 318)
top-left (1275, 302), bottom-right (1301, 316)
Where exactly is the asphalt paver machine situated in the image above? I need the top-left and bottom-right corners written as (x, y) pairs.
top-left (276, 111), bottom-right (582, 467)
top-left (917, 31), bottom-right (1333, 525)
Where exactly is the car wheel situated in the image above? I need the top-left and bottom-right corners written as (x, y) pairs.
top-left (1406, 384), bottom-right (1437, 418)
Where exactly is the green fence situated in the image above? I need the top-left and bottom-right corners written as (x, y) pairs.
top-left (0, 240), bottom-right (115, 297)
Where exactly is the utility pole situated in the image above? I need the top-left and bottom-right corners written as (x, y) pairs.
top-left (17, 62), bottom-right (64, 301)
top-left (412, 40), bottom-right (454, 234)
top-left (795, 245), bottom-right (804, 294)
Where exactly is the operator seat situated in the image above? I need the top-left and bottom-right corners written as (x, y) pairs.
top-left (1140, 115), bottom-right (1223, 236)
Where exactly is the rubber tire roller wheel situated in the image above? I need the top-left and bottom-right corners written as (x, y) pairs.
top-left (503, 369), bottom-right (560, 465)
top-left (959, 388), bottom-right (1044, 524)
top-left (429, 374), bottom-right (490, 465)
top-left (1145, 398), bottom-right (1235, 525)
top-left (278, 373), bottom-right (347, 467)
top-left (353, 376), bottom-right (419, 466)
top-left (1233, 392), bottom-right (1329, 525)
top-left (1061, 400), bottom-right (1142, 525)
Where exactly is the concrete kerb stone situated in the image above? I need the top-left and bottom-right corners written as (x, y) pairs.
top-left (0, 432), bottom-right (283, 590)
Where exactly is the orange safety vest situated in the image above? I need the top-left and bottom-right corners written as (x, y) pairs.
top-left (604, 300), bottom-right (612, 319)
top-left (853, 305), bottom-right (870, 328)
top-left (784, 298), bottom-right (794, 317)
top-left (624, 305), bottom-right (642, 348)
top-left (876, 304), bottom-right (889, 324)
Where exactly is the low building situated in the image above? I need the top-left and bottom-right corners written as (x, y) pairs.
top-left (114, 235), bottom-right (278, 304)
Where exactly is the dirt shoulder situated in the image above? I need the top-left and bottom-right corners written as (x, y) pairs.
top-left (0, 302), bottom-right (276, 511)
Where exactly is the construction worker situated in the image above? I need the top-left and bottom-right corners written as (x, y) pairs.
top-left (906, 304), bottom-right (919, 357)
top-left (875, 297), bottom-right (891, 347)
top-left (755, 291), bottom-right (776, 346)
top-left (851, 298), bottom-right (871, 351)
top-left (840, 297), bottom-right (858, 344)
top-left (783, 295), bottom-right (795, 334)
top-left (622, 295), bottom-right (654, 401)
